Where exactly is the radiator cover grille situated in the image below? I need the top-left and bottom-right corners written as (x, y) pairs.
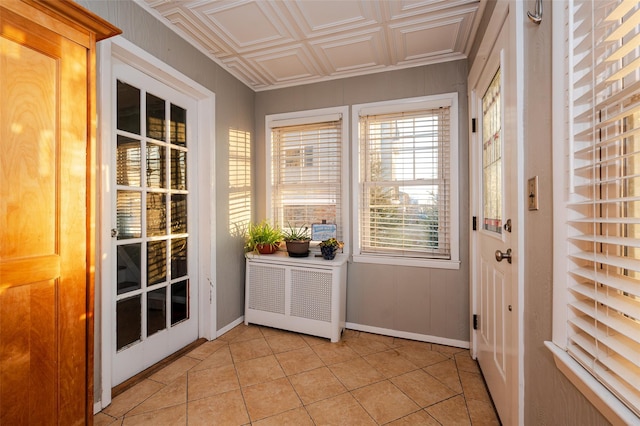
top-left (290, 269), bottom-right (332, 322)
top-left (248, 265), bottom-right (285, 314)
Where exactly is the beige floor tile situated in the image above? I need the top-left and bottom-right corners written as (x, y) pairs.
top-left (190, 345), bottom-right (233, 372)
top-left (311, 340), bottom-right (359, 365)
top-left (300, 333), bottom-right (327, 346)
top-left (459, 370), bottom-right (491, 402)
top-left (364, 349), bottom-right (418, 378)
top-left (455, 351), bottom-right (481, 374)
top-left (96, 325), bottom-right (500, 426)
top-left (306, 392), bottom-right (377, 425)
top-left (264, 330), bottom-right (308, 353)
top-left (391, 369), bottom-right (458, 408)
top-left (432, 343), bottom-right (468, 358)
top-left (329, 357), bottom-right (385, 390)
top-left (102, 379), bottom-right (165, 418)
top-left (253, 407), bottom-right (314, 426)
top-left (236, 354), bottom-right (285, 387)
top-left (242, 377), bottom-right (302, 422)
top-left (218, 323), bottom-right (263, 343)
top-left (467, 399), bottom-right (502, 425)
top-left (187, 389), bottom-right (249, 425)
top-left (426, 395), bottom-right (471, 425)
top-left (352, 380), bottom-right (420, 424)
top-left (93, 412), bottom-right (119, 426)
top-left (122, 404), bottom-right (186, 426)
top-left (423, 358), bottom-right (463, 393)
top-left (289, 366), bottom-right (347, 405)
top-left (395, 345), bottom-right (449, 368)
top-left (344, 334), bottom-right (392, 356)
top-left (185, 340), bottom-right (226, 360)
top-left (128, 374), bottom-right (187, 415)
top-left (187, 364), bottom-right (239, 401)
top-left (150, 357), bottom-right (200, 385)
top-left (275, 345), bottom-right (324, 376)
top-left (386, 410), bottom-right (441, 425)
top-left (229, 336), bottom-right (272, 362)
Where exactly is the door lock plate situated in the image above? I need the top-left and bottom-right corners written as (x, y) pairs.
top-left (528, 176), bottom-right (539, 211)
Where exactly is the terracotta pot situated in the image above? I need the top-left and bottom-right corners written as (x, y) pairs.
top-left (256, 243), bottom-right (277, 254)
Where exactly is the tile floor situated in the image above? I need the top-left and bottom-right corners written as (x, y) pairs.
top-left (95, 324), bottom-right (501, 425)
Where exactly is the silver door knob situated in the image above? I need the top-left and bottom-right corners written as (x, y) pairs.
top-left (495, 248), bottom-right (512, 264)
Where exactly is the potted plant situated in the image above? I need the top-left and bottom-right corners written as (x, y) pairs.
top-left (319, 238), bottom-right (344, 260)
top-left (244, 220), bottom-right (282, 254)
top-left (282, 223), bottom-right (311, 257)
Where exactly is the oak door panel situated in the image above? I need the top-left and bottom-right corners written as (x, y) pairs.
top-left (1, 7), bottom-right (88, 425)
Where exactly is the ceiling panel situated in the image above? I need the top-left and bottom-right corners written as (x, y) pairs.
top-left (141, 0), bottom-right (483, 91)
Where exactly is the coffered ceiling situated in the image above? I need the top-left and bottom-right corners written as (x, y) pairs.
top-left (140, 0), bottom-right (484, 91)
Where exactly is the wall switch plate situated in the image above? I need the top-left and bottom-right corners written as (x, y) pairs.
top-left (528, 176), bottom-right (539, 211)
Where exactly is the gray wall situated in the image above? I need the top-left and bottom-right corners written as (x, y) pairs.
top-left (255, 61), bottom-right (470, 343)
top-left (81, 0), bottom-right (254, 403)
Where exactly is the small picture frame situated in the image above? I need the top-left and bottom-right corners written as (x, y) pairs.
top-left (311, 223), bottom-right (337, 241)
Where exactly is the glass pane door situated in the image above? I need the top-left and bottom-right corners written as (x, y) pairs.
top-left (482, 69), bottom-right (503, 234)
top-left (115, 79), bottom-right (190, 352)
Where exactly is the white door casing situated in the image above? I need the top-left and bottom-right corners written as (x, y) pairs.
top-left (468, 2), bottom-right (522, 425)
top-left (97, 37), bottom-right (216, 411)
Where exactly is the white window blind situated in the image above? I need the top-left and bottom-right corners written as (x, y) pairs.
top-left (271, 118), bottom-right (343, 239)
top-left (229, 129), bottom-right (251, 236)
top-left (359, 107), bottom-right (451, 258)
top-left (566, 0), bottom-right (640, 416)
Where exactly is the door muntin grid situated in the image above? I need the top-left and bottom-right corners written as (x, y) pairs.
top-left (115, 79), bottom-right (190, 351)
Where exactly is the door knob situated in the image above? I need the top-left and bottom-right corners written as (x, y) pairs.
top-left (495, 248), bottom-right (512, 264)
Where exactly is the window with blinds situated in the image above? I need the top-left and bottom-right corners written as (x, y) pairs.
top-left (270, 114), bottom-right (344, 240)
top-left (358, 105), bottom-right (451, 259)
top-left (564, 0), bottom-right (640, 416)
top-left (229, 129), bottom-right (251, 236)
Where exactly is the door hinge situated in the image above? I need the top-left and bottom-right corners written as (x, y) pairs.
top-left (473, 314), bottom-right (479, 330)
top-left (472, 118), bottom-right (476, 133)
top-left (472, 216), bottom-right (477, 231)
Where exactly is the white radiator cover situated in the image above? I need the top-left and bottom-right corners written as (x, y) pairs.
top-left (245, 252), bottom-right (347, 342)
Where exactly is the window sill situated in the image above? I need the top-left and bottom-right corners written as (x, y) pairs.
top-left (544, 341), bottom-right (639, 425)
top-left (352, 254), bottom-right (460, 270)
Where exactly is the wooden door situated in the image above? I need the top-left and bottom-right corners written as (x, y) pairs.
top-left (0, 1), bottom-right (119, 424)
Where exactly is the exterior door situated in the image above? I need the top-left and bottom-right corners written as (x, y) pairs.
top-left (470, 8), bottom-right (518, 425)
top-left (112, 63), bottom-right (198, 385)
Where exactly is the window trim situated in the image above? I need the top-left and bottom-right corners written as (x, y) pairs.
top-left (265, 106), bottom-right (350, 251)
top-left (351, 94), bottom-right (460, 269)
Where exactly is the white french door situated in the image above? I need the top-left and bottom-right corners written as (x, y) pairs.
top-left (469, 4), bottom-right (520, 425)
top-left (111, 63), bottom-right (199, 385)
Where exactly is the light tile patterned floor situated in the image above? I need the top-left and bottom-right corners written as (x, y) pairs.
top-left (95, 324), bottom-right (501, 425)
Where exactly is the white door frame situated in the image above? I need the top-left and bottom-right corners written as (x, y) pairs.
top-left (468, 2), bottom-right (524, 424)
top-left (96, 36), bottom-right (216, 410)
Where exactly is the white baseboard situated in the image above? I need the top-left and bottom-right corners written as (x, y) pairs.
top-left (345, 322), bottom-right (470, 349)
top-left (216, 316), bottom-right (244, 338)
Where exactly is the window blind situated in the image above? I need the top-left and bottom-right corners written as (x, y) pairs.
top-left (566, 0), bottom-right (640, 415)
top-left (271, 119), bottom-right (342, 239)
top-left (359, 108), bottom-right (451, 258)
top-left (229, 129), bottom-right (251, 235)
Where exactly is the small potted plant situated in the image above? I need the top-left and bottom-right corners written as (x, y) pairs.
top-left (282, 223), bottom-right (311, 257)
top-left (244, 220), bottom-right (282, 254)
top-left (319, 238), bottom-right (344, 260)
